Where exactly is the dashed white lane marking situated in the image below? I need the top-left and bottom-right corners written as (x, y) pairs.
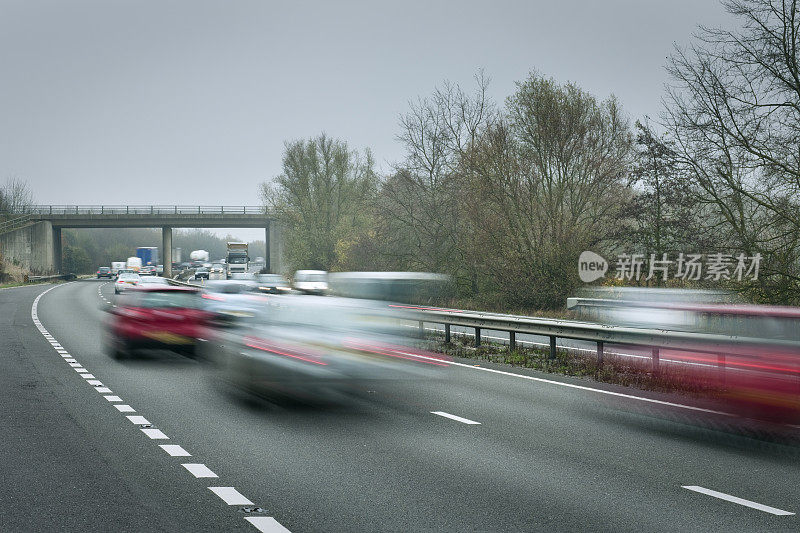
top-left (431, 411), bottom-right (481, 425)
top-left (682, 486), bottom-right (795, 516)
top-left (68, 362), bottom-right (82, 367)
top-left (80, 373), bottom-right (96, 379)
top-left (64, 358), bottom-right (77, 363)
top-left (95, 387), bottom-right (112, 393)
top-left (87, 380), bottom-right (103, 386)
top-left (141, 428), bottom-right (169, 439)
top-left (104, 395), bottom-right (122, 402)
top-left (114, 404), bottom-right (136, 413)
top-left (208, 487), bottom-right (254, 505)
top-left (127, 415), bottom-right (150, 425)
top-left (245, 517), bottom-right (292, 533)
top-left (182, 463), bottom-right (218, 478)
top-left (160, 444), bottom-right (191, 457)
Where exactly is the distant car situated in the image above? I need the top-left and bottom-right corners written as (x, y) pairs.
top-left (254, 273), bottom-right (291, 293)
top-left (114, 268), bottom-right (134, 280)
top-left (105, 286), bottom-right (212, 359)
top-left (293, 270), bottom-right (328, 295)
top-left (156, 264), bottom-right (164, 275)
top-left (194, 268), bottom-right (210, 280)
top-left (139, 265), bottom-right (156, 276)
top-left (96, 267), bottom-right (113, 279)
top-left (114, 272), bottom-right (141, 294)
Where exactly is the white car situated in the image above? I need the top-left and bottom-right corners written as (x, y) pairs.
top-left (115, 272), bottom-right (141, 294)
top-left (293, 270), bottom-right (328, 295)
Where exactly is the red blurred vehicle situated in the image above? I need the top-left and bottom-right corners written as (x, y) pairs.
top-left (105, 286), bottom-right (213, 359)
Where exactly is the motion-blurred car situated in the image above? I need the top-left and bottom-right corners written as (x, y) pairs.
top-left (105, 286), bottom-right (212, 359)
top-left (199, 280), bottom-right (265, 323)
top-left (293, 270), bottom-right (328, 295)
top-left (138, 276), bottom-right (170, 287)
top-left (194, 267), bottom-right (210, 280)
top-left (96, 266), bottom-right (113, 279)
top-left (202, 273), bottom-right (452, 403)
top-left (253, 273), bottom-right (291, 294)
top-left (202, 293), bottom-right (450, 403)
top-left (114, 272), bottom-right (141, 294)
top-left (140, 265), bottom-right (156, 276)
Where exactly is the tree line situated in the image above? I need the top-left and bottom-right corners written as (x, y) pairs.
top-left (263, 0), bottom-right (800, 309)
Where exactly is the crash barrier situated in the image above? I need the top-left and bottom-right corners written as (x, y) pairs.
top-left (412, 306), bottom-right (800, 373)
top-left (25, 273), bottom-right (76, 283)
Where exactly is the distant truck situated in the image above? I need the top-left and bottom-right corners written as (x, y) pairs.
top-left (126, 256), bottom-right (142, 272)
top-left (136, 247), bottom-right (159, 266)
top-left (189, 250), bottom-right (209, 263)
top-left (111, 261), bottom-right (126, 274)
top-left (226, 242), bottom-right (249, 278)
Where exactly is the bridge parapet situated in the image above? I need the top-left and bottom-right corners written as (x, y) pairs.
top-left (22, 205), bottom-right (266, 215)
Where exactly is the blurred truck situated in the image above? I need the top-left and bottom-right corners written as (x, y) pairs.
top-left (126, 256), bottom-right (142, 272)
top-left (226, 242), bottom-right (249, 278)
top-left (136, 247), bottom-right (159, 266)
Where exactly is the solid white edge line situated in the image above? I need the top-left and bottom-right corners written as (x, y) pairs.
top-left (410, 353), bottom-right (732, 416)
top-left (244, 516), bottom-right (292, 533)
top-left (208, 487), bottom-right (254, 505)
top-left (159, 444), bottom-right (191, 457)
top-left (682, 486), bottom-right (795, 516)
top-left (181, 463), bottom-right (218, 478)
top-left (431, 411), bottom-right (481, 425)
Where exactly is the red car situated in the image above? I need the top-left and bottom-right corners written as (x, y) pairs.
top-left (105, 287), bottom-right (213, 359)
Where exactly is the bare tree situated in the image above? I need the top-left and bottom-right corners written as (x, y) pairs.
top-left (664, 0), bottom-right (800, 301)
top-left (0, 176), bottom-right (34, 214)
top-left (464, 73), bottom-right (632, 308)
top-left (377, 72), bottom-right (496, 287)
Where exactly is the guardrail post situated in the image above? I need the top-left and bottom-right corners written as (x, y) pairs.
top-left (474, 327), bottom-right (481, 347)
top-left (126, 206), bottom-right (129, 214)
top-left (445, 323), bottom-right (451, 343)
top-left (597, 341), bottom-right (604, 365)
top-left (652, 348), bottom-right (660, 373)
top-left (509, 331), bottom-right (516, 350)
top-left (418, 321), bottom-right (424, 336)
top-left (549, 336), bottom-right (556, 359)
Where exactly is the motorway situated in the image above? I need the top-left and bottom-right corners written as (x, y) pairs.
top-left (3, 279), bottom-right (800, 532)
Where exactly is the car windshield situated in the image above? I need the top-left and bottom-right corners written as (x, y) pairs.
top-left (300, 274), bottom-right (326, 282)
top-left (118, 273), bottom-right (139, 280)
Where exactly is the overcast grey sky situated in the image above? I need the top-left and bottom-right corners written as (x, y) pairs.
top-left (0, 0), bottom-right (732, 240)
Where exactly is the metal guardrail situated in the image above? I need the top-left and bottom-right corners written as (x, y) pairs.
top-left (415, 307), bottom-right (800, 372)
top-left (0, 213), bottom-right (34, 234)
top-left (13, 205), bottom-right (266, 216)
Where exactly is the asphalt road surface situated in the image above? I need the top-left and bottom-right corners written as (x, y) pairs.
top-left (3, 279), bottom-right (800, 532)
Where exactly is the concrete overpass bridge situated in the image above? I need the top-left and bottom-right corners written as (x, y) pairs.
top-left (0, 205), bottom-right (282, 277)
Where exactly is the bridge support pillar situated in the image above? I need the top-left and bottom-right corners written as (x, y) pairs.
top-left (53, 226), bottom-right (62, 274)
top-left (268, 221), bottom-right (284, 274)
top-left (162, 226), bottom-right (172, 278)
